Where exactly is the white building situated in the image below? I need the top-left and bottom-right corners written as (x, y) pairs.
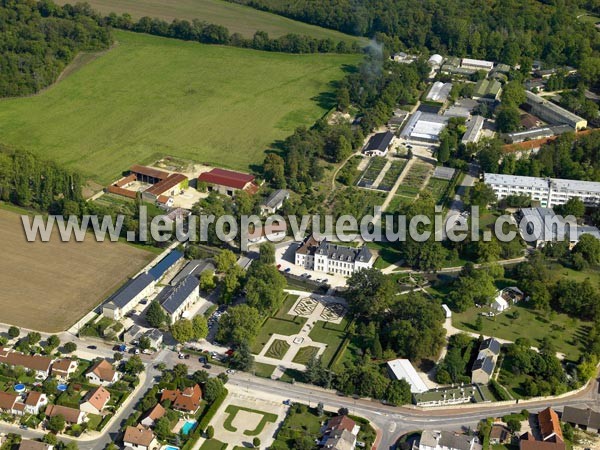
top-left (425, 82), bottom-right (452, 103)
top-left (484, 173), bottom-right (600, 208)
top-left (294, 237), bottom-right (374, 276)
top-left (492, 296), bottom-right (509, 313)
top-left (386, 359), bottom-right (428, 393)
top-left (461, 116), bottom-right (485, 144)
top-left (363, 131), bottom-right (395, 156)
top-left (102, 272), bottom-right (155, 320)
top-left (155, 275), bottom-right (199, 324)
top-left (400, 111), bottom-right (449, 143)
top-left (461, 58), bottom-right (494, 72)
top-left (86, 359), bottom-right (119, 386)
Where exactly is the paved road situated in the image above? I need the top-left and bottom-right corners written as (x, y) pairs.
top-left (2, 345), bottom-right (598, 450)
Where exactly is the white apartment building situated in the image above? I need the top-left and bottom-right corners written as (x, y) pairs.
top-left (294, 236), bottom-right (374, 276)
top-left (484, 173), bottom-right (600, 208)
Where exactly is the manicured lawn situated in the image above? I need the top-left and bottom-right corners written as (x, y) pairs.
top-left (200, 439), bottom-right (228, 450)
top-left (308, 319), bottom-right (348, 367)
top-left (54, 0), bottom-right (363, 42)
top-left (223, 405), bottom-right (277, 436)
top-left (265, 339), bottom-right (290, 359)
top-left (368, 241), bottom-right (403, 269)
top-left (86, 414), bottom-right (103, 431)
top-left (453, 303), bottom-right (586, 361)
top-left (251, 295), bottom-right (307, 355)
top-left (252, 362), bottom-right (276, 378)
top-left (0, 30), bottom-right (359, 184)
top-left (292, 346), bottom-right (320, 364)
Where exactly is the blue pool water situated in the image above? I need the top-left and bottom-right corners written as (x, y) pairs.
top-left (164, 446), bottom-right (180, 450)
top-left (14, 384), bottom-right (25, 392)
top-left (57, 384), bottom-right (68, 392)
top-left (181, 420), bottom-right (197, 435)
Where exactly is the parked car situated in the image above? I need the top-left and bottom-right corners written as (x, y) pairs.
top-left (184, 354), bottom-right (190, 360)
top-left (283, 399), bottom-right (291, 406)
top-left (226, 369), bottom-right (236, 375)
top-left (284, 268), bottom-right (291, 273)
top-left (203, 364), bottom-right (212, 369)
top-left (87, 345), bottom-right (97, 350)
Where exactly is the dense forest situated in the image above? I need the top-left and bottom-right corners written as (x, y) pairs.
top-left (0, 0), bottom-right (111, 97)
top-left (229, 0), bottom-right (600, 67)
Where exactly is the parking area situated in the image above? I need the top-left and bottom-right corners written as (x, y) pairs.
top-left (275, 242), bottom-right (350, 288)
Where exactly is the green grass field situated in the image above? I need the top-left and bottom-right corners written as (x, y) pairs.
top-left (265, 339), bottom-right (290, 359)
top-left (55, 0), bottom-right (362, 43)
top-left (308, 319), bottom-right (348, 367)
top-left (453, 303), bottom-right (586, 361)
top-left (292, 346), bottom-right (320, 364)
top-left (0, 30), bottom-right (359, 184)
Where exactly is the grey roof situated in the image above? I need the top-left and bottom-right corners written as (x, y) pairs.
top-left (156, 275), bottom-right (198, 315)
top-left (106, 272), bottom-right (154, 309)
top-left (420, 430), bottom-right (480, 450)
top-left (125, 325), bottom-right (144, 339)
top-left (562, 406), bottom-right (600, 429)
top-left (364, 131), bottom-right (394, 152)
top-left (315, 240), bottom-right (372, 263)
top-left (479, 338), bottom-right (501, 355)
top-left (170, 259), bottom-right (215, 286)
top-left (323, 429), bottom-right (356, 450)
top-left (462, 116), bottom-right (485, 143)
top-left (144, 329), bottom-right (163, 344)
top-left (472, 355), bottom-right (496, 375)
top-left (262, 189), bottom-right (290, 209)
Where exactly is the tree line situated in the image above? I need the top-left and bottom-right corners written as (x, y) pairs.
top-left (227, 0), bottom-right (600, 69)
top-left (102, 12), bottom-right (361, 54)
top-left (0, 146), bottom-right (83, 212)
top-left (0, 0), bottom-right (111, 98)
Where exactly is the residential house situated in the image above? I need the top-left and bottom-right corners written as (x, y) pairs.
top-left (140, 403), bottom-right (166, 428)
top-left (247, 222), bottom-right (287, 244)
top-left (155, 275), bottom-right (199, 324)
top-left (489, 425), bottom-right (511, 445)
top-left (198, 168), bottom-right (259, 196)
top-left (321, 416), bottom-right (360, 450)
top-left (260, 189), bottom-right (290, 214)
top-left (561, 406), bottom-right (600, 433)
top-left (0, 391), bottom-right (23, 415)
top-left (471, 338), bottom-right (501, 384)
top-left (0, 348), bottom-right (53, 378)
top-left (519, 433), bottom-right (565, 450)
top-left (102, 272), bottom-right (156, 320)
top-left (124, 425), bottom-right (158, 450)
top-left (24, 391), bottom-right (48, 415)
top-left (45, 404), bottom-right (86, 425)
top-left (322, 429), bottom-right (356, 450)
top-left (539, 407), bottom-right (564, 442)
top-left (418, 430), bottom-right (482, 450)
top-left (86, 359), bottom-right (119, 386)
top-left (51, 359), bottom-right (78, 381)
top-left (18, 440), bottom-right (54, 450)
top-left (160, 384), bottom-right (202, 413)
top-left (80, 386), bottom-right (111, 415)
top-left (144, 329), bottom-right (163, 350)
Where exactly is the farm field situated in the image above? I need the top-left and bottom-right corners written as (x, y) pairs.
top-left (378, 159), bottom-right (407, 191)
top-left (0, 208), bottom-right (154, 331)
top-left (54, 0), bottom-right (362, 43)
top-left (0, 30), bottom-right (359, 184)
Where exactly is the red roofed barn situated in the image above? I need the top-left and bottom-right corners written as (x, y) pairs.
top-left (198, 168), bottom-right (259, 196)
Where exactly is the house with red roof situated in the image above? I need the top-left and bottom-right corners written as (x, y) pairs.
top-left (141, 403), bottom-right (166, 428)
top-left (51, 358), bottom-right (78, 381)
top-left (160, 384), bottom-right (202, 413)
top-left (81, 386), bottom-right (111, 415)
top-left (198, 168), bottom-right (259, 197)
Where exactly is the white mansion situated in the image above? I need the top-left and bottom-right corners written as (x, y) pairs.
top-left (294, 236), bottom-right (374, 276)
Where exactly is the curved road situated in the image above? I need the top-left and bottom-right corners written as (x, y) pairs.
top-left (2, 348), bottom-right (598, 450)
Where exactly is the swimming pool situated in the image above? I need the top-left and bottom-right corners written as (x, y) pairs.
top-left (14, 384), bottom-right (25, 393)
top-left (57, 384), bottom-right (68, 392)
top-left (164, 446), bottom-right (180, 450)
top-left (181, 420), bottom-right (197, 435)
